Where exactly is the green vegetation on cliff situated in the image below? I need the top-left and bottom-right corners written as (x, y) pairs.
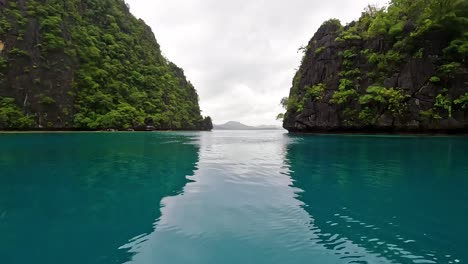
top-left (0, 0), bottom-right (212, 130)
top-left (282, 0), bottom-right (468, 132)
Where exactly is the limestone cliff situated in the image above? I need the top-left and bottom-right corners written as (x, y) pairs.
top-left (0, 0), bottom-right (212, 130)
top-left (283, 0), bottom-right (468, 133)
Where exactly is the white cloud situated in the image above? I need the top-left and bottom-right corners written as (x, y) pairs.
top-left (125, 0), bottom-right (389, 126)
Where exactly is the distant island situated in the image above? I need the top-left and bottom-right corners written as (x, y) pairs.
top-left (214, 121), bottom-right (282, 130)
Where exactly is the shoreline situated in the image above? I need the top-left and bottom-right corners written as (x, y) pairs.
top-left (286, 130), bottom-right (468, 137)
top-left (1, 129), bottom-right (467, 137)
top-left (0, 130), bottom-right (213, 134)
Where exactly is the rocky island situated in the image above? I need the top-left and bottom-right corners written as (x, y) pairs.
top-left (0, 0), bottom-right (212, 131)
top-left (282, 0), bottom-right (468, 133)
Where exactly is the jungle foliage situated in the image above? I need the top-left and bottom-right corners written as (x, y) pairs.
top-left (283, 0), bottom-right (468, 126)
top-left (0, 0), bottom-right (211, 130)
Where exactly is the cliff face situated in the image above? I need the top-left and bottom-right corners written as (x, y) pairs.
top-left (284, 0), bottom-right (468, 133)
top-left (0, 0), bottom-right (212, 130)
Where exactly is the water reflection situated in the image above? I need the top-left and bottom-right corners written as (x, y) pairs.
top-left (0, 133), bottom-right (200, 264)
top-left (123, 131), bottom-right (351, 263)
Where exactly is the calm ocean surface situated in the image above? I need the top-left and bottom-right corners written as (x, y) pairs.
top-left (0, 131), bottom-right (467, 264)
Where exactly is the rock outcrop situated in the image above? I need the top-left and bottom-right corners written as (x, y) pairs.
top-left (284, 1), bottom-right (468, 133)
top-left (0, 0), bottom-right (212, 131)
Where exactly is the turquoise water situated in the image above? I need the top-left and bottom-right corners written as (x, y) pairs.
top-left (0, 131), bottom-right (467, 264)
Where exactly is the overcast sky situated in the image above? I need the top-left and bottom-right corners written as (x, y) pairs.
top-left (125, 0), bottom-right (388, 126)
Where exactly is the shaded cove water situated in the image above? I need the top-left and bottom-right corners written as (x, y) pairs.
top-left (0, 132), bottom-right (467, 264)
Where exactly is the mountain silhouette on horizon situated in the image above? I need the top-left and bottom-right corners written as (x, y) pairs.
top-left (213, 121), bottom-right (282, 130)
